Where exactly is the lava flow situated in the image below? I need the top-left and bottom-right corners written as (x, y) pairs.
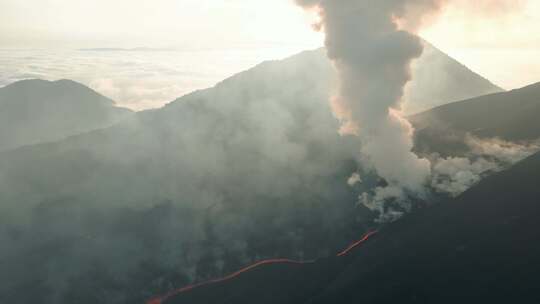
top-left (147, 230), bottom-right (378, 304)
top-left (337, 230), bottom-right (379, 257)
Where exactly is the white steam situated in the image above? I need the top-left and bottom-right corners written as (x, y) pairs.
top-left (362, 136), bottom-right (540, 221)
top-left (431, 136), bottom-right (540, 197)
top-left (347, 172), bottom-right (362, 186)
top-left (294, 0), bottom-right (447, 218)
top-left (431, 157), bottom-right (496, 196)
top-left (360, 185), bottom-right (411, 223)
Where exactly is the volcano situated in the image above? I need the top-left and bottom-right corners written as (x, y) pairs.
top-left (0, 50), bottom-right (533, 304)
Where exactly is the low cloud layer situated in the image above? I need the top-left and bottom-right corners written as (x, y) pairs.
top-left (0, 42), bottom-right (501, 113)
top-left (0, 47), bottom-right (301, 110)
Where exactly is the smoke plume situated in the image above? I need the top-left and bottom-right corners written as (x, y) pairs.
top-left (293, 0), bottom-right (530, 221)
top-left (294, 0), bottom-right (448, 203)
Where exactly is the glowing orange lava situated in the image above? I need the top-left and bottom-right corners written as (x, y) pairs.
top-left (147, 230), bottom-right (378, 304)
top-left (336, 230), bottom-right (378, 257)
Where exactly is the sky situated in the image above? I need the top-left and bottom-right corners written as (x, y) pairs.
top-left (0, 0), bottom-right (539, 108)
top-left (0, 0), bottom-right (322, 49)
top-left (420, 0), bottom-right (540, 90)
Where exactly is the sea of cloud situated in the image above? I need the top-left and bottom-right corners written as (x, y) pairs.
top-left (0, 46), bottom-right (306, 110)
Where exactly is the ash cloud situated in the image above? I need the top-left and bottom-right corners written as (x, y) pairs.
top-left (294, 0), bottom-right (447, 215)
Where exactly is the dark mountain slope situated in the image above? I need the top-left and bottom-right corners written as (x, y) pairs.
top-left (411, 82), bottom-right (540, 156)
top-left (164, 150), bottom-right (540, 304)
top-left (310, 150), bottom-right (540, 304)
top-left (0, 79), bottom-right (132, 151)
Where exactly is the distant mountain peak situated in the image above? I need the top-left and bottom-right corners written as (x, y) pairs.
top-left (3, 78), bottom-right (119, 105)
top-left (0, 79), bottom-right (132, 151)
top-left (167, 43), bottom-right (503, 115)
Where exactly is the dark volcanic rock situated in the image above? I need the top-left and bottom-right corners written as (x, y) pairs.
top-left (164, 151), bottom-right (540, 304)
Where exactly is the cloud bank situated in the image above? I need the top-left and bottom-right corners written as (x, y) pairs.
top-left (0, 47), bottom-right (302, 110)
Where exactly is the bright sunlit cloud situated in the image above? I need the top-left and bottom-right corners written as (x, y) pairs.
top-left (0, 0), bottom-right (322, 49)
top-left (420, 0), bottom-right (540, 89)
top-left (0, 0), bottom-right (538, 91)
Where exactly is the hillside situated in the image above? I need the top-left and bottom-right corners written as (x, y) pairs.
top-left (0, 79), bottom-right (132, 151)
top-left (162, 150), bottom-right (540, 304)
top-left (411, 82), bottom-right (540, 156)
top-left (404, 41), bottom-right (503, 114)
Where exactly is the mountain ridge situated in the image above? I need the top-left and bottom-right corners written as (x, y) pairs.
top-left (0, 78), bottom-right (132, 151)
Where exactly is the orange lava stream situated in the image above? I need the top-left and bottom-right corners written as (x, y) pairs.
top-left (147, 230), bottom-right (378, 304)
top-left (336, 230), bottom-right (378, 257)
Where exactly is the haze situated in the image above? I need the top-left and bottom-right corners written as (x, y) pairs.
top-left (1, 0), bottom-right (539, 102)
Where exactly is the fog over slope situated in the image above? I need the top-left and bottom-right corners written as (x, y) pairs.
top-left (0, 79), bottom-right (132, 151)
top-left (0, 48), bottom-right (522, 304)
top-left (163, 148), bottom-right (540, 304)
